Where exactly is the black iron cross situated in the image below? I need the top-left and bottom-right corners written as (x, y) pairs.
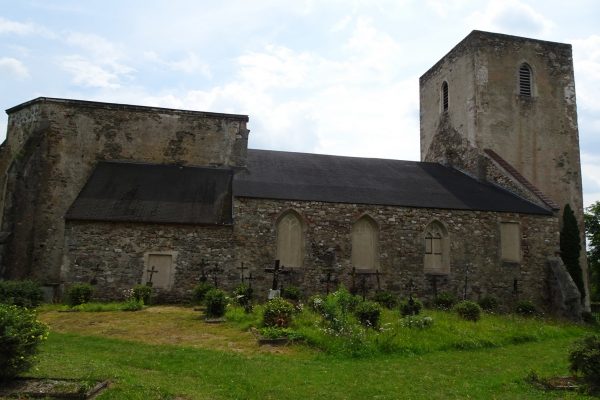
top-left (238, 262), bottom-right (248, 284)
top-left (246, 271), bottom-right (256, 289)
top-left (146, 265), bottom-right (159, 287)
top-left (198, 259), bottom-right (208, 283)
top-left (208, 264), bottom-right (224, 288)
top-left (265, 260), bottom-right (282, 290)
top-left (360, 274), bottom-right (368, 301)
top-left (463, 264), bottom-right (470, 300)
top-left (320, 271), bottom-right (338, 295)
top-left (349, 267), bottom-right (357, 294)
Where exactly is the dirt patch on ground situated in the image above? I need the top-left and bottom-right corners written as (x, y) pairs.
top-left (39, 306), bottom-right (303, 356)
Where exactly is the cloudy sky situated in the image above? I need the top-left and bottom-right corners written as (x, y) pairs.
top-left (1, 1), bottom-right (599, 205)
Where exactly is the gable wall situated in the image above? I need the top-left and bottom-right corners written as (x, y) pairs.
top-left (0, 100), bottom-right (248, 282)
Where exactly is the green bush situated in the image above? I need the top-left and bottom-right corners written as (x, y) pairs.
top-left (515, 300), bottom-right (537, 316)
top-left (372, 291), bottom-right (398, 309)
top-left (0, 280), bottom-right (44, 308)
top-left (308, 294), bottom-right (325, 313)
top-left (400, 315), bottom-right (434, 329)
top-left (262, 297), bottom-right (295, 328)
top-left (281, 286), bottom-right (302, 301)
top-left (0, 304), bottom-right (49, 381)
top-left (399, 298), bottom-right (423, 316)
top-left (204, 289), bottom-right (228, 319)
top-left (258, 326), bottom-right (303, 340)
top-left (433, 292), bottom-right (457, 310)
top-left (66, 283), bottom-right (93, 306)
top-left (121, 299), bottom-right (144, 311)
top-left (232, 284), bottom-right (253, 311)
top-left (132, 284), bottom-right (152, 304)
top-left (478, 296), bottom-right (499, 312)
top-left (328, 287), bottom-right (361, 314)
top-left (354, 300), bottom-right (381, 328)
top-left (454, 300), bottom-right (482, 322)
top-left (191, 282), bottom-right (214, 305)
top-left (569, 335), bottom-right (600, 394)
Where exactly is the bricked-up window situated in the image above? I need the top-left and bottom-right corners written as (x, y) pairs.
top-left (276, 210), bottom-right (304, 268)
top-left (519, 64), bottom-right (532, 97)
top-left (424, 221), bottom-right (449, 274)
top-left (441, 81), bottom-right (449, 112)
top-left (500, 222), bottom-right (521, 262)
top-left (352, 215), bottom-right (379, 270)
top-left (142, 253), bottom-right (174, 289)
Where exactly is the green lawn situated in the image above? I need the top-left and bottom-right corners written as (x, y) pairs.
top-left (23, 306), bottom-right (599, 399)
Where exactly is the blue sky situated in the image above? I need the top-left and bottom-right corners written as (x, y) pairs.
top-left (1, 0), bottom-right (599, 205)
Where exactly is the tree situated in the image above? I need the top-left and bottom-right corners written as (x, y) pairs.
top-left (584, 202), bottom-right (600, 301)
top-left (561, 204), bottom-right (585, 303)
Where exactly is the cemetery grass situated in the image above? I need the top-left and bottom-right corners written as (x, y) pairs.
top-left (29, 306), bottom-right (599, 400)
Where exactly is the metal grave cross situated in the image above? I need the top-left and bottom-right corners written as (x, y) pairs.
top-left (146, 265), bottom-right (159, 287)
top-left (320, 270), bottom-right (338, 295)
top-left (265, 260), bottom-right (288, 290)
top-left (198, 259), bottom-right (208, 283)
top-left (245, 271), bottom-right (256, 289)
top-left (238, 262), bottom-right (248, 284)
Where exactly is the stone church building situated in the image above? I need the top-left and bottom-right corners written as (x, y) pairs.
top-left (0, 31), bottom-right (589, 311)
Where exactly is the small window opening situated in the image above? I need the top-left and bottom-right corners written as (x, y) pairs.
top-left (519, 64), bottom-right (532, 97)
top-left (442, 81), bottom-right (449, 112)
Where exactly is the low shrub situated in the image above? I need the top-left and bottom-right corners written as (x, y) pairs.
top-left (191, 282), bottom-right (214, 305)
top-left (0, 304), bottom-right (49, 381)
top-left (204, 289), bottom-right (228, 318)
top-left (329, 287), bottom-right (361, 314)
top-left (433, 292), bottom-right (457, 310)
top-left (232, 284), bottom-right (253, 309)
top-left (372, 291), bottom-right (398, 309)
top-left (262, 297), bottom-right (295, 328)
top-left (400, 315), bottom-right (434, 329)
top-left (0, 280), bottom-right (44, 308)
top-left (354, 300), bottom-right (381, 328)
top-left (569, 335), bottom-right (600, 394)
top-left (258, 326), bottom-right (303, 340)
top-left (132, 284), bottom-right (152, 304)
top-left (121, 299), bottom-right (144, 311)
top-left (281, 286), bottom-right (302, 301)
top-left (478, 296), bottom-right (499, 312)
top-left (515, 300), bottom-right (537, 316)
top-left (308, 294), bottom-right (325, 313)
top-left (454, 300), bottom-right (482, 322)
top-left (399, 298), bottom-right (423, 317)
top-left (66, 283), bottom-right (93, 306)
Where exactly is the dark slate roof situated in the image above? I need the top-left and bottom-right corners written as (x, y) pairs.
top-left (233, 149), bottom-right (552, 215)
top-left (66, 162), bottom-right (233, 224)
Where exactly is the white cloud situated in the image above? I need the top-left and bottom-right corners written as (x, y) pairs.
top-left (0, 57), bottom-right (30, 79)
top-left (0, 16), bottom-right (54, 37)
top-left (465, 0), bottom-right (555, 36)
top-left (59, 55), bottom-right (121, 88)
top-left (571, 35), bottom-right (600, 112)
top-left (59, 33), bottom-right (134, 88)
top-left (144, 51), bottom-right (211, 77)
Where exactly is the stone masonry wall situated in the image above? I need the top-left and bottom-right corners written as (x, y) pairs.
top-left (64, 221), bottom-right (235, 302)
top-left (0, 98), bottom-right (249, 282)
top-left (234, 197), bottom-right (559, 309)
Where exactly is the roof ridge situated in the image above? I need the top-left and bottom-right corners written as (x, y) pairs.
top-left (483, 149), bottom-right (559, 210)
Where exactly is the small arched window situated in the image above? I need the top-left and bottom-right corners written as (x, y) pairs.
top-left (441, 81), bottom-right (449, 112)
top-left (424, 220), bottom-right (450, 274)
top-left (351, 215), bottom-right (379, 270)
top-left (519, 64), bottom-right (532, 97)
top-left (276, 210), bottom-right (304, 268)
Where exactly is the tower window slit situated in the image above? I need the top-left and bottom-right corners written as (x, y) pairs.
top-left (519, 64), bottom-right (532, 97)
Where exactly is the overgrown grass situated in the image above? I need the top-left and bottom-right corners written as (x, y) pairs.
top-left (227, 305), bottom-right (591, 357)
top-left (26, 305), bottom-right (599, 399)
top-left (38, 301), bottom-right (143, 312)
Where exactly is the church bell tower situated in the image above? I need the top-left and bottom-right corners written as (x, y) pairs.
top-left (419, 30), bottom-right (589, 308)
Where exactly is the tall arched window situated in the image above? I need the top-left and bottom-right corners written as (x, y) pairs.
top-left (276, 210), bottom-right (304, 268)
top-left (519, 64), bottom-right (532, 97)
top-left (441, 81), bottom-right (449, 112)
top-left (352, 215), bottom-right (379, 270)
top-left (424, 220), bottom-right (450, 274)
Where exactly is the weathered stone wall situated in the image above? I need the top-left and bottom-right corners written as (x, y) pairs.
top-left (0, 98), bottom-right (249, 282)
top-left (419, 31), bottom-right (588, 306)
top-left (63, 221), bottom-right (235, 301)
top-left (234, 197), bottom-right (559, 310)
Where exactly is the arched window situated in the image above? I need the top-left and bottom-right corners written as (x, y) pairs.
top-left (424, 220), bottom-right (450, 274)
top-left (441, 81), bottom-right (449, 112)
top-left (519, 64), bottom-right (532, 97)
top-left (276, 210), bottom-right (304, 268)
top-left (352, 215), bottom-right (379, 270)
